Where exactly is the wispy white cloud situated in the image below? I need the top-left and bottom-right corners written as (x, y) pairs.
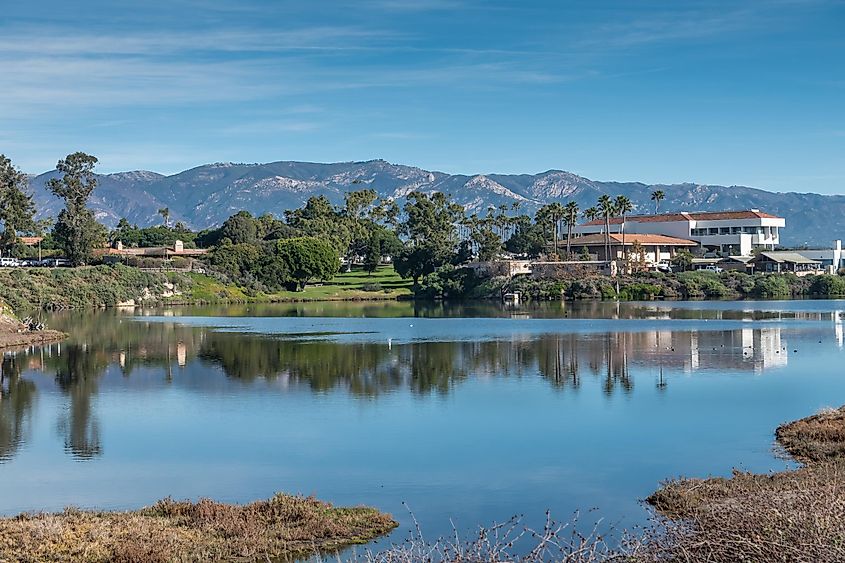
top-left (0, 26), bottom-right (399, 56)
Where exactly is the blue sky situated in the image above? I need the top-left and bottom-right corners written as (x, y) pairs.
top-left (2, 0), bottom-right (843, 193)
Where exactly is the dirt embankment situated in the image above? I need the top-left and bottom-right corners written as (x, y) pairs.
top-left (0, 307), bottom-right (65, 351)
top-left (643, 406), bottom-right (845, 562)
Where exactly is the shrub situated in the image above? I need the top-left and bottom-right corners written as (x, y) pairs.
top-left (752, 275), bottom-right (791, 298)
top-left (809, 275), bottom-right (845, 296)
top-left (618, 283), bottom-right (662, 300)
top-left (415, 266), bottom-right (480, 299)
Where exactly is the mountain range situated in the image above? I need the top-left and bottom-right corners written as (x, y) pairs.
top-left (26, 159), bottom-right (845, 247)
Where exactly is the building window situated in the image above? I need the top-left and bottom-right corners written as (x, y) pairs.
top-left (709, 228), bottom-right (719, 235)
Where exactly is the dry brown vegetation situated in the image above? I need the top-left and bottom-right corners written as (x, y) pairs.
top-left (776, 405), bottom-right (845, 464)
top-left (639, 405), bottom-right (845, 562)
top-left (0, 494), bottom-right (397, 563)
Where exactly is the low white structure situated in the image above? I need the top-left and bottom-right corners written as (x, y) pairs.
top-left (795, 240), bottom-right (845, 274)
top-left (575, 210), bottom-right (785, 255)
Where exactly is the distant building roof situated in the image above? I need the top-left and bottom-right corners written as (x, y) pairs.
top-left (571, 233), bottom-right (698, 246)
top-left (752, 251), bottom-right (820, 264)
top-left (580, 210), bottom-right (782, 227)
top-left (720, 255), bottom-right (755, 263)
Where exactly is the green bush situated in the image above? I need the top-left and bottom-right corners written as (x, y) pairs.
top-left (809, 275), bottom-right (845, 296)
top-left (753, 275), bottom-right (791, 298)
top-left (618, 283), bottom-right (662, 300)
top-left (416, 266), bottom-right (480, 299)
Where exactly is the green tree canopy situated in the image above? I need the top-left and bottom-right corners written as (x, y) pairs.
top-left (220, 211), bottom-right (258, 245)
top-left (47, 152), bottom-right (103, 266)
top-left (0, 154), bottom-right (36, 249)
top-left (273, 237), bottom-right (339, 290)
top-left (395, 192), bottom-right (464, 284)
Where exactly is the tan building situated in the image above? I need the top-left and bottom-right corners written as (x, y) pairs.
top-left (750, 251), bottom-right (822, 276)
top-left (567, 233), bottom-right (698, 264)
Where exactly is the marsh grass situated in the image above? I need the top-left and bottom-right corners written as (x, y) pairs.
top-left (0, 494), bottom-right (397, 563)
top-left (640, 404), bottom-right (845, 562)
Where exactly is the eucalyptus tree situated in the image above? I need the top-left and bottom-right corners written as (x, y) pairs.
top-left (394, 191), bottom-right (464, 285)
top-left (158, 207), bottom-right (170, 228)
top-left (48, 152), bottom-right (105, 266)
top-left (651, 190), bottom-right (665, 214)
top-left (0, 154), bottom-right (36, 252)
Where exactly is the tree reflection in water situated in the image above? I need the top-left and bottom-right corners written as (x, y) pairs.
top-left (54, 345), bottom-right (107, 460)
top-left (2, 307), bottom-right (801, 461)
top-left (0, 356), bottom-right (36, 462)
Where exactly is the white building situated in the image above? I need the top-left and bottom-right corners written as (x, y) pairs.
top-left (795, 240), bottom-right (845, 274)
top-left (574, 210), bottom-right (785, 255)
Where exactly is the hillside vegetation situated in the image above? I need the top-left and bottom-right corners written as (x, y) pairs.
top-left (0, 265), bottom-right (411, 315)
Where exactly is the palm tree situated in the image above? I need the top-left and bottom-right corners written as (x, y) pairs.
top-left (597, 195), bottom-right (616, 262)
top-left (158, 207), bottom-right (171, 228)
top-left (563, 201), bottom-right (579, 259)
top-left (614, 195), bottom-right (633, 264)
top-left (583, 207), bottom-right (599, 222)
top-left (651, 190), bottom-right (665, 214)
top-left (537, 203), bottom-right (565, 259)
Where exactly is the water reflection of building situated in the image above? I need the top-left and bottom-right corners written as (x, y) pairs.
top-left (629, 327), bottom-right (787, 374)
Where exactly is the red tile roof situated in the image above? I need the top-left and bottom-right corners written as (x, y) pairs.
top-left (570, 233), bottom-right (697, 246)
top-left (580, 210), bottom-right (781, 226)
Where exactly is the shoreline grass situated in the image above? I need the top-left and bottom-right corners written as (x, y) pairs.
top-left (0, 494), bottom-right (397, 563)
top-left (641, 405), bottom-right (845, 562)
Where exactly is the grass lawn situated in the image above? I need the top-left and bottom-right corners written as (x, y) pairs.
top-left (185, 265), bottom-right (412, 303)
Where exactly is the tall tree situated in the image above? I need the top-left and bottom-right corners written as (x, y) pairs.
top-left (651, 190), bottom-right (665, 214)
top-left (273, 237), bottom-right (339, 290)
top-left (597, 195), bottom-right (616, 263)
top-left (562, 201), bottom-right (580, 259)
top-left (470, 217), bottom-right (502, 261)
top-left (0, 155), bottom-right (37, 251)
top-left (614, 195), bottom-right (634, 263)
top-left (47, 152), bottom-right (103, 266)
top-left (395, 191), bottom-right (463, 285)
top-left (536, 203), bottom-right (565, 259)
top-left (158, 207), bottom-right (170, 228)
top-left (343, 189), bottom-right (378, 268)
top-left (220, 211), bottom-right (258, 245)
top-left (583, 207), bottom-right (599, 222)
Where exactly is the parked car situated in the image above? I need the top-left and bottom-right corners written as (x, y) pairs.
top-left (704, 264), bottom-right (724, 273)
top-left (0, 257), bottom-right (20, 267)
top-left (650, 262), bottom-right (672, 273)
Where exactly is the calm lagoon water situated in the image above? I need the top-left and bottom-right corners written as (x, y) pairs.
top-left (2, 299), bottom-right (845, 549)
